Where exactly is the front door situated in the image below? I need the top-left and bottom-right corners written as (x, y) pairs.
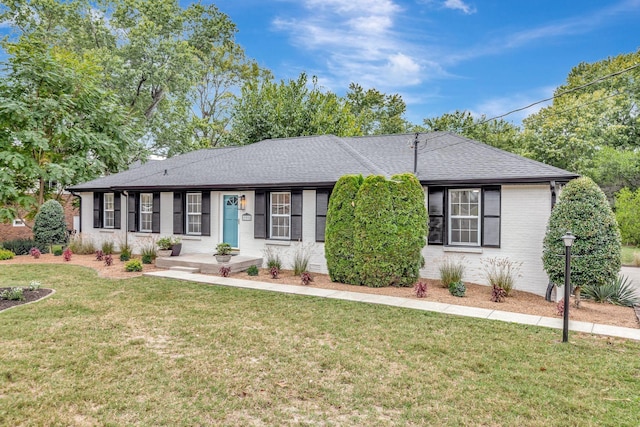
top-left (223, 195), bottom-right (239, 248)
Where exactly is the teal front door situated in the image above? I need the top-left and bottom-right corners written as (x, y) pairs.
top-left (223, 195), bottom-right (239, 248)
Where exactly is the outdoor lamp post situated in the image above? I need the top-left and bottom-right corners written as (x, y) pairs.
top-left (562, 232), bottom-right (576, 343)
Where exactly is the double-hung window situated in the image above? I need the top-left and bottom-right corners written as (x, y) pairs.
top-left (104, 193), bottom-right (115, 228)
top-left (270, 192), bottom-right (291, 239)
top-left (139, 193), bottom-right (153, 232)
top-left (448, 189), bottom-right (480, 246)
top-left (186, 192), bottom-right (202, 234)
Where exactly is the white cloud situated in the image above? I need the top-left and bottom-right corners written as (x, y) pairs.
top-left (443, 0), bottom-right (476, 15)
top-left (471, 86), bottom-right (556, 124)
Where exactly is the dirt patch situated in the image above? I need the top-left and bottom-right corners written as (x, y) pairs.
top-left (0, 288), bottom-right (54, 312)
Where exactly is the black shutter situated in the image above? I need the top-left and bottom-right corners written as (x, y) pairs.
top-left (482, 186), bottom-right (501, 247)
top-left (201, 192), bottom-right (211, 236)
top-left (128, 192), bottom-right (138, 232)
top-left (152, 192), bottom-right (160, 233)
top-left (113, 193), bottom-right (121, 229)
top-left (173, 192), bottom-right (184, 234)
top-left (428, 187), bottom-right (445, 245)
top-left (315, 189), bottom-right (330, 242)
top-left (291, 191), bottom-right (303, 241)
top-left (254, 191), bottom-right (266, 239)
top-left (93, 192), bottom-right (103, 228)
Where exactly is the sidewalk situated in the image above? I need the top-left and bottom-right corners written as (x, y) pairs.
top-left (144, 270), bottom-right (640, 342)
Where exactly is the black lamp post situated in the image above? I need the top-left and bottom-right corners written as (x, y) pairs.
top-left (561, 232), bottom-right (575, 343)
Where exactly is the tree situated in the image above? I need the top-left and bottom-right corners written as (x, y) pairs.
top-left (0, 41), bottom-right (139, 221)
top-left (542, 177), bottom-right (621, 296)
top-left (583, 147), bottom-right (640, 202)
top-left (422, 110), bottom-right (523, 153)
top-left (33, 200), bottom-right (67, 251)
top-left (346, 83), bottom-right (411, 135)
top-left (614, 187), bottom-right (640, 245)
top-left (522, 50), bottom-right (640, 174)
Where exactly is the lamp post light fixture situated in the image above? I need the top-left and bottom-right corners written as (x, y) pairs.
top-left (561, 232), bottom-right (576, 343)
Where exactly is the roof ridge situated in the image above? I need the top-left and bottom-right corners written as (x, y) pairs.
top-left (332, 135), bottom-right (389, 176)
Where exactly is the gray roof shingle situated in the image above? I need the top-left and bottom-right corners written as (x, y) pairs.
top-left (68, 132), bottom-right (578, 191)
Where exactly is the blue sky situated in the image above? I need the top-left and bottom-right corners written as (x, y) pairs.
top-left (212, 0), bottom-right (640, 126)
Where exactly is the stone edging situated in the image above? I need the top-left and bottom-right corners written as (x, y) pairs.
top-left (0, 289), bottom-right (56, 314)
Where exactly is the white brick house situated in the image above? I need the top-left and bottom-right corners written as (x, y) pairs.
top-left (68, 132), bottom-right (578, 297)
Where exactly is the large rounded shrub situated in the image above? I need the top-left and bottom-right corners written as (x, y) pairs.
top-left (542, 177), bottom-right (621, 289)
top-left (325, 174), bottom-right (363, 283)
top-left (33, 200), bottom-right (67, 249)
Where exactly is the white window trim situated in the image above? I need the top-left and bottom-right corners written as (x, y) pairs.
top-left (270, 192), bottom-right (291, 240)
top-left (104, 193), bottom-right (115, 229)
top-left (448, 188), bottom-right (481, 246)
top-left (139, 193), bottom-right (153, 233)
top-left (186, 192), bottom-right (202, 235)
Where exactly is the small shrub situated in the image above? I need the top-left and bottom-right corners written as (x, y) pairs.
top-left (119, 251), bottom-right (131, 262)
top-left (247, 265), bottom-right (259, 276)
top-left (28, 280), bottom-right (42, 291)
top-left (270, 266), bottom-right (279, 279)
top-left (300, 271), bottom-right (313, 286)
top-left (104, 254), bottom-right (113, 266)
top-left (67, 234), bottom-right (95, 255)
top-left (1, 239), bottom-right (43, 255)
top-left (556, 299), bottom-right (565, 317)
top-left (438, 256), bottom-right (465, 288)
top-left (414, 281), bottom-right (428, 298)
top-left (30, 247), bottom-right (42, 259)
top-left (292, 244), bottom-right (312, 275)
top-left (63, 247), bottom-right (72, 261)
top-left (95, 250), bottom-right (104, 261)
top-left (481, 257), bottom-right (522, 296)
top-left (124, 259), bottom-right (143, 272)
top-left (101, 240), bottom-right (115, 255)
top-left (0, 249), bottom-right (16, 260)
top-left (263, 246), bottom-right (282, 270)
top-left (448, 281), bottom-right (466, 297)
top-left (53, 248), bottom-right (63, 256)
top-left (141, 254), bottom-right (153, 264)
top-left (219, 265), bottom-right (231, 277)
top-left (582, 275), bottom-right (640, 307)
top-left (0, 287), bottom-right (24, 301)
top-left (491, 285), bottom-right (507, 303)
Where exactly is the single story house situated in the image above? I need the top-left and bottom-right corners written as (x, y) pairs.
top-left (68, 132), bottom-right (578, 297)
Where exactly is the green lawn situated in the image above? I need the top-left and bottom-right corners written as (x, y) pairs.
top-left (622, 245), bottom-right (639, 266)
top-left (1, 265), bottom-right (639, 426)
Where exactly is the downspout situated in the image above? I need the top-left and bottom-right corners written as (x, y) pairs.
top-left (545, 180), bottom-right (557, 302)
top-left (69, 191), bottom-right (81, 234)
top-left (122, 190), bottom-right (129, 251)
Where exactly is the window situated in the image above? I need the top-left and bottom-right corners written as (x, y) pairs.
top-left (448, 189), bottom-right (480, 246)
top-left (428, 186), bottom-right (501, 247)
top-left (270, 192), bottom-right (291, 239)
top-left (104, 193), bottom-right (115, 228)
top-left (139, 193), bottom-right (153, 232)
top-left (186, 192), bottom-right (202, 234)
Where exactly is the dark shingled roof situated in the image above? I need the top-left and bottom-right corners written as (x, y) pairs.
top-left (68, 132), bottom-right (578, 191)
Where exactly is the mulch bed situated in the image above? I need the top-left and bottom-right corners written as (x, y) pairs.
top-left (0, 288), bottom-right (54, 312)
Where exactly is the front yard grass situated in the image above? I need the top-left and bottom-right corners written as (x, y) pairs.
top-left (1, 264), bottom-right (639, 426)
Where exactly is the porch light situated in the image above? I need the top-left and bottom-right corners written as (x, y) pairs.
top-left (239, 195), bottom-right (246, 211)
top-left (561, 231), bottom-right (575, 343)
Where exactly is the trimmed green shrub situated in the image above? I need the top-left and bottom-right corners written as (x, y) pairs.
top-left (53, 248), bottom-right (63, 256)
top-left (141, 254), bottom-right (153, 264)
top-left (325, 174), bottom-right (363, 283)
top-left (124, 259), bottom-right (143, 272)
top-left (542, 177), bottom-right (621, 291)
top-left (2, 238), bottom-right (46, 255)
top-left (615, 187), bottom-right (640, 245)
top-left (247, 265), bottom-right (259, 276)
top-left (0, 249), bottom-right (15, 260)
top-left (448, 281), bottom-right (466, 297)
top-left (33, 200), bottom-right (67, 250)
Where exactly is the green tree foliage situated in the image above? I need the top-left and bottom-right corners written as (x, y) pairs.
top-left (346, 83), bottom-right (411, 135)
top-left (33, 200), bottom-right (67, 249)
top-left (324, 175), bottom-right (363, 283)
top-left (614, 187), bottom-right (640, 245)
top-left (331, 174), bottom-right (428, 288)
top-left (228, 73), bottom-right (360, 145)
top-left (0, 41), bottom-right (137, 221)
top-left (542, 177), bottom-right (621, 290)
top-left (422, 110), bottom-right (523, 153)
top-left (583, 147), bottom-right (640, 202)
top-left (522, 50), bottom-right (640, 174)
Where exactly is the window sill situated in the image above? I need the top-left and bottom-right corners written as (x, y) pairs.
top-left (443, 246), bottom-right (483, 254)
top-left (266, 239), bottom-right (291, 246)
top-left (99, 229), bottom-right (115, 234)
top-left (181, 235), bottom-right (202, 241)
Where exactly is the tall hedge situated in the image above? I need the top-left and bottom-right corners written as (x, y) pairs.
top-left (324, 174), bottom-right (363, 283)
top-left (542, 177), bottom-right (621, 289)
top-left (33, 200), bottom-right (67, 249)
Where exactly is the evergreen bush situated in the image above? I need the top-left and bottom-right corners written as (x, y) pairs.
top-left (325, 174), bottom-right (363, 283)
top-left (33, 200), bottom-right (67, 250)
top-left (542, 177), bottom-right (621, 291)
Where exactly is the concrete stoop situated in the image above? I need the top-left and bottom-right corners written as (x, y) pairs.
top-left (156, 253), bottom-right (262, 274)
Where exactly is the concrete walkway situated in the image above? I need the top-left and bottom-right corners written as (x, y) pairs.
top-left (144, 270), bottom-right (640, 342)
